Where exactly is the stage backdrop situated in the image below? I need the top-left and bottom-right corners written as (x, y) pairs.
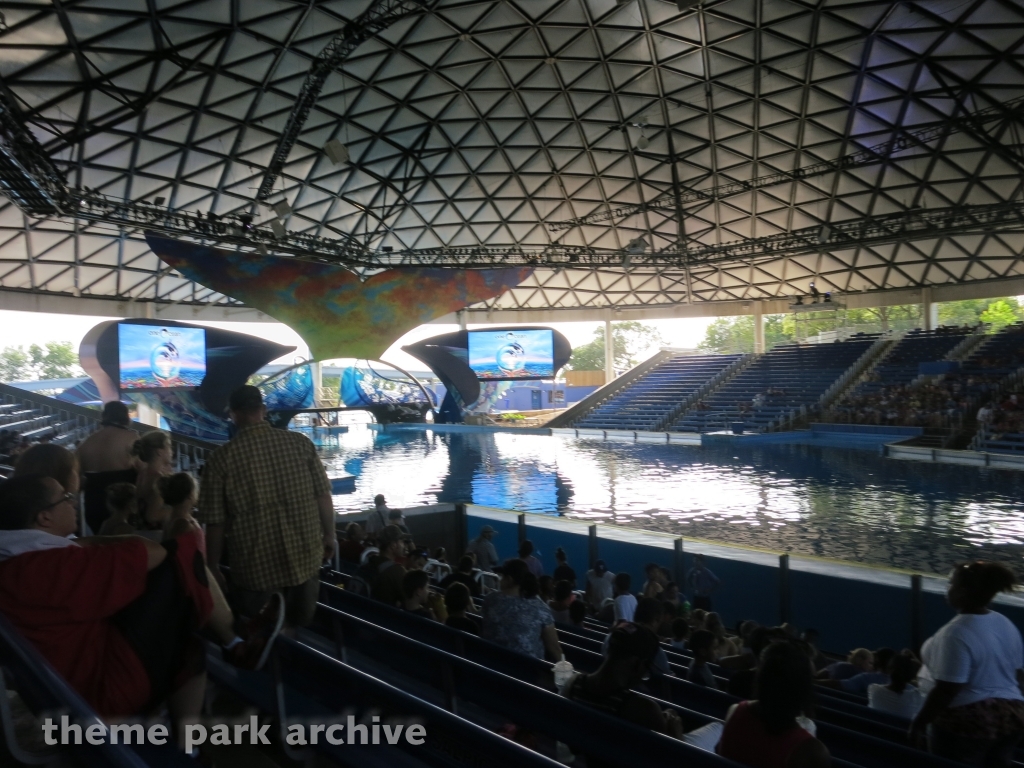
top-left (146, 235), bottom-right (532, 360)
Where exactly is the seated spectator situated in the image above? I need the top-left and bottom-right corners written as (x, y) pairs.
top-left (439, 555), bottom-right (482, 596)
top-left (586, 559), bottom-right (615, 611)
top-left (98, 482), bottom-right (137, 536)
top-left (671, 617), bottom-right (690, 651)
top-left (818, 647), bottom-right (872, 681)
top-left (568, 600), bottom-right (587, 628)
top-left (538, 574), bottom-right (556, 604)
top-left (481, 558), bottom-right (562, 661)
top-left (433, 546), bottom-right (448, 565)
top-left (687, 629), bottom-right (718, 688)
top-left (690, 608), bottom-right (708, 630)
top-left (131, 431), bottom-right (174, 529)
top-left (613, 572), bottom-right (637, 622)
top-left (868, 651), bottom-right (923, 720)
top-left (706, 611), bottom-right (740, 657)
top-left (518, 539), bottom-right (543, 578)
top-left (365, 493), bottom-right (390, 537)
top-left (642, 563), bottom-right (667, 599)
top-left (401, 569), bottom-right (445, 621)
top-left (553, 546), bottom-right (576, 588)
top-left (549, 580), bottom-right (575, 623)
top-left (366, 525), bottom-right (408, 607)
top-left (821, 647), bottom-right (893, 695)
top-left (716, 641), bottom-right (831, 768)
top-left (14, 443), bottom-right (80, 497)
top-left (388, 507), bottom-right (410, 536)
top-left (662, 581), bottom-right (686, 616)
top-left (801, 628), bottom-right (829, 672)
top-left (337, 522), bottom-right (365, 564)
top-left (603, 598), bottom-right (672, 694)
top-left (444, 582), bottom-right (479, 635)
top-left (564, 623), bottom-right (683, 763)
top-left (406, 547), bottom-right (429, 571)
top-left (727, 626), bottom-right (775, 699)
top-left (161, 473), bottom-right (202, 549)
top-left (0, 474), bottom-right (279, 751)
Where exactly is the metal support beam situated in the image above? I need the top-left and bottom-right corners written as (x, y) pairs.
top-left (604, 319), bottom-right (615, 385)
top-left (922, 286), bottom-right (937, 331)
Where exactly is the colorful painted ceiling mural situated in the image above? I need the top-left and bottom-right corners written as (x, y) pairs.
top-left (146, 235), bottom-right (532, 360)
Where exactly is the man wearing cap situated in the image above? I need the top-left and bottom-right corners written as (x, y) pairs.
top-left (199, 385), bottom-right (335, 628)
top-left (585, 559), bottom-right (616, 612)
top-left (466, 524), bottom-right (499, 572)
top-left (367, 524), bottom-right (409, 607)
top-left (365, 494), bottom-right (390, 537)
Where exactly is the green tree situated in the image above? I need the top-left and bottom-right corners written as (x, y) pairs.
top-left (567, 321), bottom-right (664, 371)
top-left (980, 299), bottom-right (1019, 331)
top-left (0, 347), bottom-right (30, 382)
top-left (698, 315), bottom-right (791, 353)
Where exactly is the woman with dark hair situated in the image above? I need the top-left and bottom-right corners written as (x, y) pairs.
top-left (14, 444), bottom-right (79, 496)
top-left (869, 651), bottom-right (923, 719)
top-left (481, 558), bottom-right (563, 660)
top-left (716, 641), bottom-right (831, 768)
top-left (132, 431), bottom-right (173, 528)
top-left (553, 546), bottom-right (576, 588)
top-left (911, 561), bottom-right (1024, 767)
top-left (518, 539), bottom-right (544, 578)
top-left (160, 473), bottom-right (203, 553)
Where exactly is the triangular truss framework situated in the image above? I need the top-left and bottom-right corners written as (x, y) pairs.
top-left (2, 0), bottom-right (1024, 312)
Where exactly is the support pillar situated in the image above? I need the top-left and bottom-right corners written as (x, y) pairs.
top-left (753, 301), bottom-right (765, 354)
top-left (457, 310), bottom-right (467, 331)
top-left (922, 287), bottom-right (938, 331)
top-left (311, 360), bottom-right (323, 406)
top-left (604, 319), bottom-right (615, 384)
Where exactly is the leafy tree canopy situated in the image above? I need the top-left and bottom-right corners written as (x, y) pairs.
top-left (0, 341), bottom-right (82, 382)
top-left (566, 321), bottom-right (664, 371)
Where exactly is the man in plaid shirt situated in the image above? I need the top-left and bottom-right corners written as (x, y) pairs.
top-left (200, 385), bottom-right (336, 627)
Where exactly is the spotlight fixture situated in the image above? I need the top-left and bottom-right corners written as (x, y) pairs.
top-left (324, 139), bottom-right (350, 165)
top-left (637, 135), bottom-right (649, 150)
top-left (154, 196), bottom-right (166, 206)
top-left (272, 200), bottom-right (291, 217)
top-left (626, 236), bottom-right (647, 254)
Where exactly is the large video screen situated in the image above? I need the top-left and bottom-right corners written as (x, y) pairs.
top-left (118, 324), bottom-right (207, 391)
top-left (468, 329), bottom-right (555, 380)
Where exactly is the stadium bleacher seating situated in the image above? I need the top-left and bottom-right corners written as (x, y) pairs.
top-left (671, 336), bottom-right (879, 433)
top-left (573, 354), bottom-right (743, 432)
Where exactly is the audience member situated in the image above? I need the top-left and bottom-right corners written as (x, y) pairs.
top-left (586, 559), bottom-right (615, 611)
top-left (687, 554), bottom-right (720, 611)
top-left (706, 611), bottom-right (740, 657)
top-left (716, 641), bottom-right (831, 768)
top-left (444, 582), bottom-right (479, 635)
top-left (160, 473), bottom-right (202, 550)
top-left (14, 443), bottom-right (80, 497)
top-left (406, 548), bottom-right (429, 571)
top-left (662, 581), bottom-right (687, 617)
top-left (337, 522), bottom-right (365, 563)
top-left (433, 546), bottom-right (448, 565)
top-left (365, 493), bottom-right (390, 537)
top-left (388, 508), bottom-right (410, 536)
top-left (549, 580), bottom-right (575, 623)
top-left (466, 524), bottom-right (499, 572)
top-left (519, 539), bottom-right (544, 578)
top-left (75, 401), bottom-right (139, 533)
top-left (439, 555), bottom-right (482, 596)
top-left (401, 569), bottom-right (445, 621)
top-left (819, 647), bottom-right (873, 681)
top-left (642, 563), bottom-right (667, 599)
top-left (553, 546), bottom-right (576, 588)
top-left (613, 572), bottom-right (637, 622)
top-left (198, 385), bottom-right (335, 628)
top-left (568, 600), bottom-right (587, 628)
top-left (481, 558), bottom-right (562, 661)
top-left (802, 628), bottom-right (829, 671)
top-left (367, 525), bottom-right (408, 608)
top-left (869, 651), bottom-right (924, 720)
top-left (727, 626), bottom-right (775, 699)
top-left (538, 574), bottom-right (555, 604)
top-left (671, 617), bottom-right (690, 651)
top-left (98, 482), bottom-right (137, 536)
top-left (911, 561), bottom-right (1024, 767)
top-left (564, 623), bottom-right (684, 765)
top-left (0, 474), bottom-right (280, 752)
top-left (687, 630), bottom-right (718, 688)
top-left (132, 431), bottom-right (174, 529)
top-left (825, 648), bottom-right (893, 695)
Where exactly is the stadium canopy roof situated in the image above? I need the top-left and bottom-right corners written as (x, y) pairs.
top-left (3, 0), bottom-right (1024, 322)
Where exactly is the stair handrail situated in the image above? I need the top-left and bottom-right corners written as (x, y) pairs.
top-left (654, 353), bottom-right (755, 432)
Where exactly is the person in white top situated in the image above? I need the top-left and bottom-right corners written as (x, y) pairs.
top-left (612, 572), bottom-right (637, 623)
top-left (910, 561), bottom-right (1024, 768)
top-left (868, 651), bottom-right (925, 720)
top-left (585, 560), bottom-right (616, 611)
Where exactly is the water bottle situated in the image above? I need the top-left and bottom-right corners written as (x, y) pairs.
top-left (553, 659), bottom-right (575, 692)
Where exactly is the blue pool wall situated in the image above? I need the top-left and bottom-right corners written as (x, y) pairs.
top-left (467, 506), bottom-right (1024, 654)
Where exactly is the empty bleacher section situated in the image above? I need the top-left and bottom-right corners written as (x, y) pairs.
top-left (571, 353), bottom-right (744, 431)
top-left (669, 336), bottom-right (880, 433)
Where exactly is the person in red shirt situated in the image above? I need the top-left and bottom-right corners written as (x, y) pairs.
top-left (0, 474), bottom-right (281, 750)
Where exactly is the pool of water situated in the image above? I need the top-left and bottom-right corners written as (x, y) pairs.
top-left (317, 424), bottom-right (1024, 577)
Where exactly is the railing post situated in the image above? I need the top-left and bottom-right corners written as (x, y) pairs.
top-left (779, 554), bottom-right (791, 625)
top-left (910, 574), bottom-right (923, 652)
top-left (673, 538), bottom-right (684, 587)
top-left (589, 524), bottom-right (599, 569)
top-left (455, 503), bottom-right (468, 559)
top-left (518, 513), bottom-right (526, 546)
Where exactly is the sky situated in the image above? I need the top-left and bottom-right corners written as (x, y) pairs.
top-left (0, 309), bottom-right (716, 374)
